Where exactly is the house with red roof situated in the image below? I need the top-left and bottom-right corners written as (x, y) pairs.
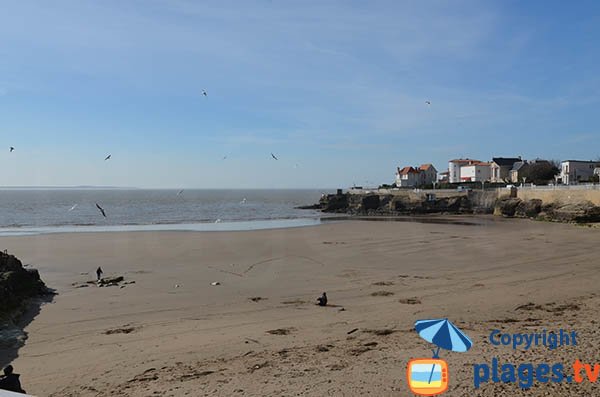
top-left (395, 164), bottom-right (438, 187)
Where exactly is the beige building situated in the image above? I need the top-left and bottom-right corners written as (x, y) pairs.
top-left (490, 157), bottom-right (521, 182)
top-left (418, 164), bottom-right (438, 186)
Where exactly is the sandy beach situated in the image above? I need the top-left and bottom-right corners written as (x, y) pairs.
top-left (2, 217), bottom-right (600, 396)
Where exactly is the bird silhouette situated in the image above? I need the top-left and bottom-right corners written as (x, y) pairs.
top-left (271, 153), bottom-right (278, 160)
top-left (177, 189), bottom-right (184, 196)
top-left (222, 156), bottom-right (227, 160)
top-left (68, 204), bottom-right (78, 212)
top-left (9, 147), bottom-right (15, 152)
top-left (95, 203), bottom-right (107, 217)
top-left (203, 90), bottom-right (207, 96)
top-left (425, 101), bottom-right (431, 105)
top-left (104, 154), bottom-right (111, 161)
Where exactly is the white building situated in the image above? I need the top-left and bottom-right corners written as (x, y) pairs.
top-left (460, 162), bottom-right (491, 182)
top-left (448, 159), bottom-right (490, 183)
top-left (560, 160), bottom-right (600, 184)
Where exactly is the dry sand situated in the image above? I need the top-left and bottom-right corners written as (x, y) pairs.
top-left (2, 217), bottom-right (600, 396)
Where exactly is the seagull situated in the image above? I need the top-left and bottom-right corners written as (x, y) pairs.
top-left (425, 101), bottom-right (431, 105)
top-left (68, 204), bottom-right (78, 212)
top-left (95, 203), bottom-right (107, 218)
top-left (271, 153), bottom-right (278, 160)
top-left (222, 156), bottom-right (227, 160)
top-left (177, 189), bottom-right (184, 196)
top-left (203, 90), bottom-right (207, 96)
top-left (215, 218), bottom-right (222, 223)
top-left (240, 198), bottom-right (247, 204)
top-left (9, 147), bottom-right (14, 152)
top-left (104, 154), bottom-right (111, 161)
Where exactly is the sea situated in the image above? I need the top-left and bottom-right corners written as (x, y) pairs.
top-left (0, 189), bottom-right (332, 236)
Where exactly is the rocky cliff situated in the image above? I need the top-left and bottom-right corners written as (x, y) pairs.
top-left (1, 251), bottom-right (52, 351)
top-left (316, 192), bottom-right (600, 223)
top-left (318, 192), bottom-right (474, 215)
top-left (494, 197), bottom-right (600, 223)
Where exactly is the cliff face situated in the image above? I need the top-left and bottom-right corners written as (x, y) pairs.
top-left (317, 192), bottom-right (600, 223)
top-left (1, 251), bottom-right (52, 352)
top-left (0, 251), bottom-right (48, 318)
top-left (494, 197), bottom-right (600, 223)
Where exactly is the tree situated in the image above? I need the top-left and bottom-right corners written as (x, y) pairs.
top-left (520, 161), bottom-right (559, 184)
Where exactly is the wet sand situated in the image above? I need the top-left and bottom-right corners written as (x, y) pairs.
top-left (2, 217), bottom-right (599, 396)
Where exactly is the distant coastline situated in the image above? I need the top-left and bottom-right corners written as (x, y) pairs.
top-left (0, 186), bottom-right (139, 190)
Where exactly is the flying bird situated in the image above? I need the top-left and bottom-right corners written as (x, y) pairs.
top-left (104, 154), bottom-right (111, 161)
top-left (240, 198), bottom-right (247, 204)
top-left (425, 101), bottom-right (431, 105)
top-left (203, 90), bottom-right (207, 96)
top-left (95, 203), bottom-right (107, 218)
top-left (68, 204), bottom-right (78, 212)
top-left (222, 156), bottom-right (227, 160)
top-left (9, 147), bottom-right (14, 152)
top-left (177, 189), bottom-right (184, 196)
top-left (271, 153), bottom-right (278, 160)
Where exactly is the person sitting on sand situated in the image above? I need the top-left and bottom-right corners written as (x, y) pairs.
top-left (317, 292), bottom-right (328, 306)
top-left (0, 365), bottom-right (26, 394)
top-left (96, 266), bottom-right (103, 281)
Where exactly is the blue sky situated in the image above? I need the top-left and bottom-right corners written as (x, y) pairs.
top-left (1, 0), bottom-right (599, 188)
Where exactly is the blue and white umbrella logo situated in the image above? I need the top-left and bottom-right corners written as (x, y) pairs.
top-left (414, 318), bottom-right (473, 385)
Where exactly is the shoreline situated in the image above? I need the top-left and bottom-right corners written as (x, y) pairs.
top-left (0, 214), bottom-right (517, 237)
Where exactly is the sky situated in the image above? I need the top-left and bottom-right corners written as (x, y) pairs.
top-left (1, 0), bottom-right (599, 188)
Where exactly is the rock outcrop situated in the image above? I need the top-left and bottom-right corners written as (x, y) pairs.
top-left (318, 193), bottom-right (473, 215)
top-left (313, 192), bottom-right (600, 224)
top-left (1, 251), bottom-right (52, 349)
top-left (0, 251), bottom-right (49, 317)
top-left (494, 197), bottom-right (600, 223)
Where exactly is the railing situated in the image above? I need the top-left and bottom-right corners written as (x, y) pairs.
top-left (517, 183), bottom-right (600, 191)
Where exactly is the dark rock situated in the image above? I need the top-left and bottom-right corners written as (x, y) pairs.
top-left (493, 198), bottom-right (522, 217)
top-left (515, 199), bottom-right (542, 218)
top-left (1, 251), bottom-right (52, 350)
top-left (320, 193), bottom-right (349, 212)
top-left (0, 251), bottom-right (49, 318)
top-left (547, 201), bottom-right (600, 223)
top-left (295, 204), bottom-right (321, 210)
top-left (98, 276), bottom-right (124, 287)
top-left (360, 195), bottom-right (380, 211)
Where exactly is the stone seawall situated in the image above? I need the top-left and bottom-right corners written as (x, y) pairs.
top-left (517, 188), bottom-right (600, 206)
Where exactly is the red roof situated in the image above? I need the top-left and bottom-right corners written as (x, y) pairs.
top-left (397, 166), bottom-right (419, 175)
top-left (419, 163), bottom-right (435, 171)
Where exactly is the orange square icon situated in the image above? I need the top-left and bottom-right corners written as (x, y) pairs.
top-left (406, 358), bottom-right (449, 396)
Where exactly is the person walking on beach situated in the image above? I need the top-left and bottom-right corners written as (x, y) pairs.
top-left (96, 266), bottom-right (103, 281)
top-left (0, 365), bottom-right (26, 394)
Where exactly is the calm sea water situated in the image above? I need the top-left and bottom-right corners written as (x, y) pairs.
top-left (0, 189), bottom-right (330, 235)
